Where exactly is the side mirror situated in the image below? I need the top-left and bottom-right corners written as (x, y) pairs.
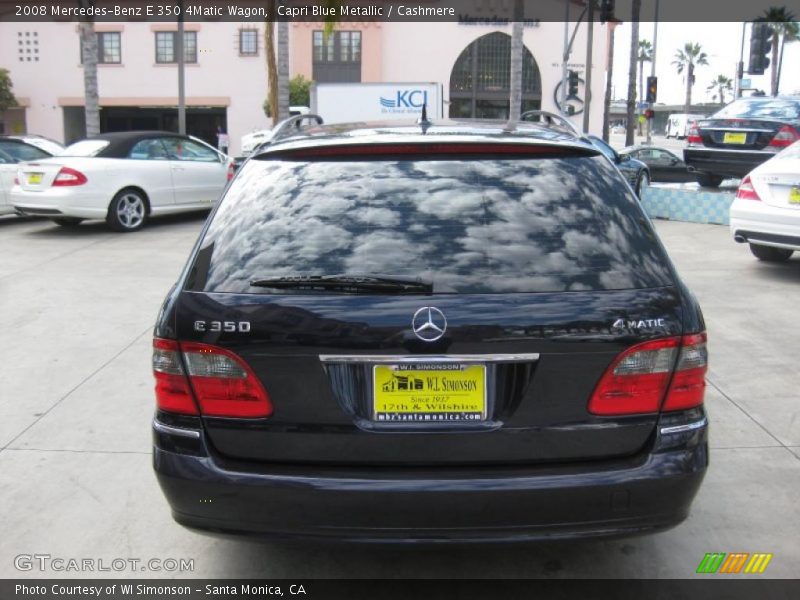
top-left (618, 153), bottom-right (630, 164)
top-left (670, 157), bottom-right (680, 165)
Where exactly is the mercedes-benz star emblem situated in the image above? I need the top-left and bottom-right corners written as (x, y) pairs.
top-left (412, 307), bottom-right (447, 342)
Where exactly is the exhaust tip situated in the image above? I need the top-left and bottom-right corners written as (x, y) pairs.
top-left (734, 234), bottom-right (747, 244)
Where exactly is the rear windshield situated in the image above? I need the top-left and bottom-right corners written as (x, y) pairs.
top-left (715, 99), bottom-right (800, 120)
top-left (188, 155), bottom-right (673, 295)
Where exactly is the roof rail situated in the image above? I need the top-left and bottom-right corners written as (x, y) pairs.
top-left (270, 113), bottom-right (324, 143)
top-left (520, 110), bottom-right (580, 137)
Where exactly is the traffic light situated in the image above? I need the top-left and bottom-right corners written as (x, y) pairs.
top-left (646, 76), bottom-right (658, 104)
top-left (600, 0), bottom-right (615, 24)
top-left (644, 109), bottom-right (655, 120)
top-left (748, 22), bottom-right (772, 75)
top-left (567, 70), bottom-right (580, 98)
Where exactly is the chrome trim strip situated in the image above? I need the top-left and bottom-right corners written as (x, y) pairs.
top-left (319, 353), bottom-right (540, 364)
top-left (660, 417), bottom-right (708, 435)
top-left (152, 419), bottom-right (201, 439)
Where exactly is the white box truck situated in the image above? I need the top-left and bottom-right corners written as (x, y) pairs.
top-left (310, 82), bottom-right (444, 124)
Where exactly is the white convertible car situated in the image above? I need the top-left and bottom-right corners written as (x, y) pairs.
top-left (11, 131), bottom-right (233, 232)
top-left (731, 139), bottom-right (800, 262)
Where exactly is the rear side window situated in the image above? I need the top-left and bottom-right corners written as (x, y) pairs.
top-left (188, 155), bottom-right (673, 294)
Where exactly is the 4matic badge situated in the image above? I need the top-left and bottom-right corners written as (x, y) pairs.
top-left (612, 318), bottom-right (666, 329)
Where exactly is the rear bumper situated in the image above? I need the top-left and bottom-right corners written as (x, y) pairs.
top-left (731, 198), bottom-right (800, 251)
top-left (11, 188), bottom-right (109, 219)
top-left (153, 412), bottom-right (709, 543)
top-left (683, 148), bottom-right (773, 178)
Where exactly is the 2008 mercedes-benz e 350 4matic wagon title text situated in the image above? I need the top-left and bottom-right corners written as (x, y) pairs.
top-left (151, 118), bottom-right (709, 543)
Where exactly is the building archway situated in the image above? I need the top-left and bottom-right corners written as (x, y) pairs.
top-left (449, 32), bottom-right (542, 119)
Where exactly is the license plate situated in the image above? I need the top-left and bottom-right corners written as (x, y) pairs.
top-left (373, 363), bottom-right (486, 423)
top-left (27, 173), bottom-right (43, 184)
top-left (723, 132), bottom-right (747, 145)
top-left (789, 187), bottom-right (800, 205)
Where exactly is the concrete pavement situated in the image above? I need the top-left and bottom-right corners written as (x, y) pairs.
top-left (0, 214), bottom-right (798, 579)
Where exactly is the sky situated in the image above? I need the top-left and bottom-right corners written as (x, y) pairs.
top-left (611, 22), bottom-right (800, 104)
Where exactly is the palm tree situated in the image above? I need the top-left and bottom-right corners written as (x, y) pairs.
top-left (625, 0), bottom-right (641, 146)
top-left (264, 3), bottom-right (278, 126)
top-left (507, 0), bottom-right (524, 126)
top-left (706, 75), bottom-right (733, 104)
top-left (637, 39), bottom-right (653, 104)
top-left (761, 7), bottom-right (799, 96)
top-left (277, 21), bottom-right (289, 121)
top-left (77, 1), bottom-right (99, 137)
top-left (672, 42), bottom-right (709, 116)
top-left (603, 22), bottom-right (617, 141)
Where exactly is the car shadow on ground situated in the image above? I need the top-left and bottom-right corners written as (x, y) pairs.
top-left (17, 210), bottom-right (210, 237)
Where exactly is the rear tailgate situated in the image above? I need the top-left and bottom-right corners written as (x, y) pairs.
top-left (697, 118), bottom-right (783, 151)
top-left (16, 160), bottom-right (63, 190)
top-left (174, 288), bottom-right (682, 466)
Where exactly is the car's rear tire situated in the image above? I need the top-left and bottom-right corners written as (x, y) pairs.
top-left (107, 188), bottom-right (148, 232)
top-left (695, 173), bottom-right (723, 188)
top-left (51, 217), bottom-right (83, 227)
top-left (749, 244), bottom-right (794, 262)
top-left (635, 171), bottom-right (650, 198)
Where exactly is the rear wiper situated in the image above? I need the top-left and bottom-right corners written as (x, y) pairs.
top-left (249, 274), bottom-right (433, 294)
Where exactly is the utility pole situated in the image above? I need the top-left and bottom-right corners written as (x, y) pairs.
top-left (735, 22), bottom-right (746, 99)
top-left (582, 1), bottom-right (594, 133)
top-left (645, 0), bottom-right (659, 145)
top-left (561, 1), bottom-right (570, 113)
top-left (177, 0), bottom-right (186, 135)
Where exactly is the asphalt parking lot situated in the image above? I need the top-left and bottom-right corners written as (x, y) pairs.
top-left (1, 213), bottom-right (798, 579)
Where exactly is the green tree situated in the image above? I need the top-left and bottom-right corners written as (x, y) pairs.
top-left (673, 42), bottom-right (708, 115)
top-left (707, 74), bottom-right (733, 104)
top-left (0, 68), bottom-right (18, 113)
top-left (289, 75), bottom-right (312, 107)
top-left (761, 7), bottom-right (799, 96)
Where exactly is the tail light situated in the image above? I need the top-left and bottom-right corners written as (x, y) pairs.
top-left (687, 124), bottom-right (702, 145)
top-left (735, 175), bottom-right (761, 201)
top-left (769, 125), bottom-right (800, 149)
top-left (589, 333), bottom-right (708, 416)
top-left (152, 338), bottom-right (272, 418)
top-left (226, 162), bottom-right (235, 181)
top-left (661, 333), bottom-right (708, 412)
top-left (53, 167), bottom-right (88, 186)
top-left (152, 339), bottom-right (198, 415)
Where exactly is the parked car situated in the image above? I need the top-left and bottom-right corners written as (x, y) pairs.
top-left (730, 139), bottom-right (800, 262)
top-left (610, 124), bottom-right (626, 135)
top-left (238, 106), bottom-right (311, 159)
top-left (664, 113), bottom-right (705, 139)
top-left (152, 118), bottom-right (708, 543)
top-left (0, 135), bottom-right (64, 217)
top-left (684, 96), bottom-right (800, 188)
top-left (585, 135), bottom-right (651, 197)
top-left (620, 145), bottom-right (694, 183)
top-left (12, 131), bottom-right (233, 231)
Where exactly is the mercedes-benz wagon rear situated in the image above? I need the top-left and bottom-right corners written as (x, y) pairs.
top-left (152, 120), bottom-right (708, 542)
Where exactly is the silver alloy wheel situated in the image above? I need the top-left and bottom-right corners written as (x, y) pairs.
top-left (116, 193), bottom-right (145, 229)
top-left (637, 172), bottom-right (650, 197)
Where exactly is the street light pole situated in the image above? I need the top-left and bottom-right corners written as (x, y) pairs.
top-left (646, 0), bottom-right (659, 145)
top-left (177, 0), bottom-right (186, 135)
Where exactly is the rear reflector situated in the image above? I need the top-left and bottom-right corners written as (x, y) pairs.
top-left (589, 333), bottom-right (708, 416)
top-left (226, 162), bottom-right (235, 181)
top-left (152, 338), bottom-right (272, 418)
top-left (53, 167), bottom-right (88, 186)
top-left (769, 125), bottom-right (800, 149)
top-left (735, 175), bottom-right (761, 201)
